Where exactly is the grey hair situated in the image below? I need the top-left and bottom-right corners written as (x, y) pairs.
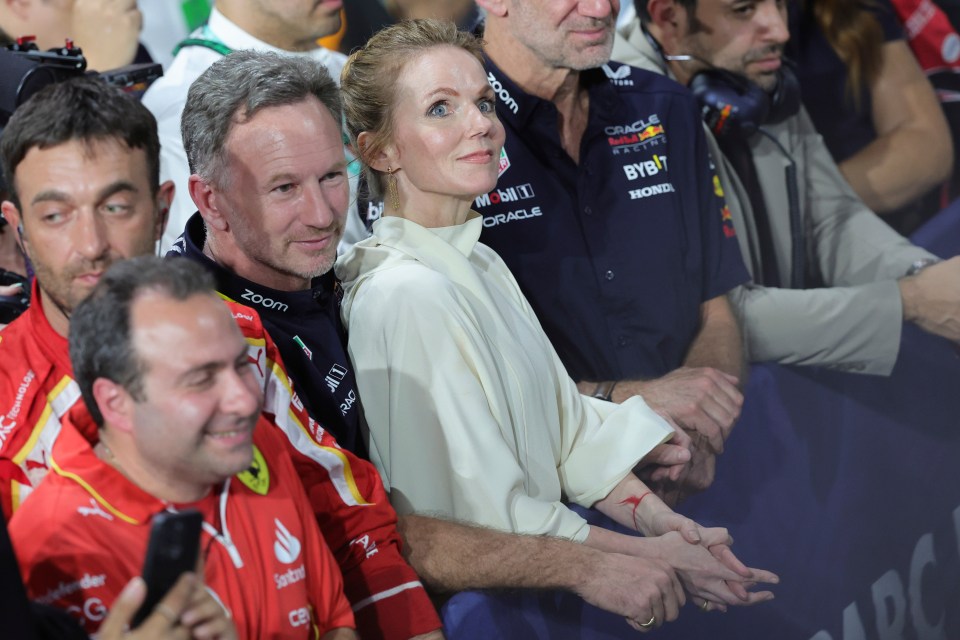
top-left (181, 50), bottom-right (343, 188)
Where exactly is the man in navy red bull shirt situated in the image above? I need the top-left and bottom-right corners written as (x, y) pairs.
top-left (472, 0), bottom-right (751, 496)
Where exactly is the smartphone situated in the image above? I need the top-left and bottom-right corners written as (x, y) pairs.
top-left (131, 510), bottom-right (203, 628)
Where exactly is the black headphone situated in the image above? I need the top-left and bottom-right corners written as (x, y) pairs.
top-left (689, 61), bottom-right (801, 138)
top-left (643, 25), bottom-right (801, 138)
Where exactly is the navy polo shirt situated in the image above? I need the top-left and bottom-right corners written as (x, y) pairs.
top-left (477, 57), bottom-right (749, 382)
top-left (168, 213), bottom-right (364, 456)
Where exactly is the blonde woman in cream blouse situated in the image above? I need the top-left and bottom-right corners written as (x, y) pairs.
top-left (338, 19), bottom-right (777, 622)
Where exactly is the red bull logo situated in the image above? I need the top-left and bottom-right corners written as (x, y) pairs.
top-left (638, 124), bottom-right (664, 141)
top-left (606, 115), bottom-right (666, 152)
top-left (609, 133), bottom-right (640, 146)
top-left (607, 126), bottom-right (666, 149)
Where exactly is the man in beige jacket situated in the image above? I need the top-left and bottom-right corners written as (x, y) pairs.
top-left (614, 0), bottom-right (960, 375)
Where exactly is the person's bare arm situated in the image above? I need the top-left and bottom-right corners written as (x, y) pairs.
top-left (643, 294), bottom-right (744, 496)
top-left (398, 514), bottom-right (683, 626)
top-left (321, 629), bottom-right (358, 639)
top-left (588, 474), bottom-right (778, 610)
top-left (683, 294), bottom-right (745, 383)
top-left (71, 0), bottom-right (143, 71)
top-left (838, 40), bottom-right (953, 213)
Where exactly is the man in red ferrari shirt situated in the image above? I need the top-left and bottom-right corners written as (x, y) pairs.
top-left (11, 256), bottom-right (356, 638)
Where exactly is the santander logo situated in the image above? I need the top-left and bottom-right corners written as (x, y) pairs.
top-left (273, 519), bottom-right (302, 564)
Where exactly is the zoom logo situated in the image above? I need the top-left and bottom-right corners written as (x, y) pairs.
top-left (241, 289), bottom-right (289, 312)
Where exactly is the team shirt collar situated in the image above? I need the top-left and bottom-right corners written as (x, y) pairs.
top-left (52, 403), bottom-right (233, 525)
top-left (51, 404), bottom-right (167, 525)
top-left (23, 279), bottom-right (71, 375)
top-left (482, 54), bottom-right (622, 130)
top-left (371, 212), bottom-right (483, 262)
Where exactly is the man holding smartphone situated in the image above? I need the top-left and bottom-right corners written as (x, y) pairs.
top-left (10, 256), bottom-right (357, 639)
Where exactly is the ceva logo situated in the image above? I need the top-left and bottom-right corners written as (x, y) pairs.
top-left (274, 519), bottom-right (302, 564)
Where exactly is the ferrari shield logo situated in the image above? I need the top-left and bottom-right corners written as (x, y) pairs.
top-left (237, 445), bottom-right (269, 495)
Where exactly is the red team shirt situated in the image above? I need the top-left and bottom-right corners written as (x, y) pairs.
top-left (11, 404), bottom-right (355, 638)
top-left (0, 282), bottom-right (441, 638)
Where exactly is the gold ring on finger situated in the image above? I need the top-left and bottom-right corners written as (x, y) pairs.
top-left (639, 615), bottom-right (656, 628)
top-left (700, 599), bottom-right (710, 612)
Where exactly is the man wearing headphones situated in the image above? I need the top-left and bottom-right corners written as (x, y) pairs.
top-left (614, 0), bottom-right (960, 373)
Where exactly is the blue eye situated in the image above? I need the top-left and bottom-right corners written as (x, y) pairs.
top-left (478, 98), bottom-right (496, 113)
top-left (428, 102), bottom-right (450, 117)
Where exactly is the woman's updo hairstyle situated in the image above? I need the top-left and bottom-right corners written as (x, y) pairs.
top-left (341, 19), bottom-right (485, 199)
